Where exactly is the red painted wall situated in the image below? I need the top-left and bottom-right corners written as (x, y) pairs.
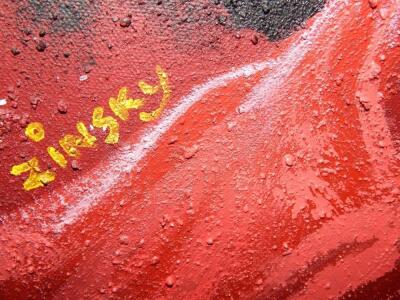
top-left (0, 0), bottom-right (399, 299)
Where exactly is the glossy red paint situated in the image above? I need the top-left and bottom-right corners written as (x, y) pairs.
top-left (0, 0), bottom-right (399, 299)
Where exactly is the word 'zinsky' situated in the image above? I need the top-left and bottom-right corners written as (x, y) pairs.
top-left (10, 65), bottom-right (170, 191)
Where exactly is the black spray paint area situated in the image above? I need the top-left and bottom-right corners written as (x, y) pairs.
top-left (219, 0), bottom-right (326, 40)
top-left (17, 0), bottom-right (98, 33)
top-left (15, 0), bottom-right (325, 41)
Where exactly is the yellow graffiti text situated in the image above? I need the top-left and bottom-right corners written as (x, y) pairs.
top-left (92, 107), bottom-right (120, 144)
top-left (59, 122), bottom-right (97, 157)
top-left (139, 65), bottom-right (171, 122)
top-left (47, 147), bottom-right (68, 168)
top-left (25, 122), bottom-right (45, 142)
top-left (10, 65), bottom-right (171, 191)
top-left (10, 157), bottom-right (56, 191)
top-left (109, 87), bottom-right (144, 121)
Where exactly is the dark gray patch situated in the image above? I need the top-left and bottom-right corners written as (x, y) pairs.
top-left (17, 0), bottom-right (98, 33)
top-left (131, 1), bottom-right (227, 51)
top-left (218, 0), bottom-right (326, 40)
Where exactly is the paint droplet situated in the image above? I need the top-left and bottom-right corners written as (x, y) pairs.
top-left (168, 136), bottom-right (178, 144)
top-left (11, 47), bottom-right (21, 56)
top-left (80, 74), bottom-right (88, 81)
top-left (57, 101), bottom-right (67, 114)
top-left (165, 276), bottom-right (175, 287)
top-left (30, 96), bottom-right (40, 110)
top-left (358, 94), bottom-right (372, 111)
top-left (39, 29), bottom-right (46, 37)
top-left (379, 8), bottom-right (390, 20)
top-left (36, 40), bottom-right (47, 52)
top-left (207, 238), bottom-right (214, 245)
top-left (325, 282), bottom-right (331, 289)
top-left (227, 121), bottom-right (236, 131)
top-left (368, 0), bottom-right (378, 9)
top-left (251, 34), bottom-right (259, 45)
top-left (151, 256), bottom-right (160, 265)
top-left (119, 234), bottom-right (129, 245)
top-left (120, 17), bottom-right (132, 27)
top-left (71, 160), bottom-right (80, 171)
top-left (183, 145), bottom-right (199, 159)
top-left (84, 64), bottom-right (93, 74)
top-left (284, 154), bottom-right (295, 167)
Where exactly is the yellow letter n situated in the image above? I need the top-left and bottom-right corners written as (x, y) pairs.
top-left (59, 122), bottom-right (97, 157)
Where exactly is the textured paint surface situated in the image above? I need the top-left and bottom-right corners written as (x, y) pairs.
top-left (0, 0), bottom-right (399, 299)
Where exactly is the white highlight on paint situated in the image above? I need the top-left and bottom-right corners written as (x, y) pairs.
top-left (0, 99), bottom-right (7, 106)
top-left (52, 0), bottom-right (342, 232)
top-left (239, 0), bottom-right (343, 113)
top-left (53, 61), bottom-right (272, 232)
top-left (80, 74), bottom-right (88, 81)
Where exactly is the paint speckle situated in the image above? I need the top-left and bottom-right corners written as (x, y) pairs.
top-left (369, 0), bottom-right (378, 9)
top-left (120, 16), bottom-right (132, 28)
top-left (11, 48), bottom-right (21, 56)
top-left (57, 101), bottom-right (68, 114)
top-left (284, 154), bottom-right (295, 167)
top-left (30, 96), bottom-right (40, 110)
top-left (71, 160), bottom-right (80, 170)
top-left (151, 256), bottom-right (160, 265)
top-left (183, 145), bottom-right (199, 159)
top-left (251, 34), bottom-right (259, 45)
top-left (165, 276), bottom-right (175, 287)
top-left (119, 234), bottom-right (129, 245)
top-left (36, 40), bottom-right (47, 52)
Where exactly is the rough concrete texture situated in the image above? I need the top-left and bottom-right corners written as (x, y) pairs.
top-left (0, 0), bottom-right (399, 299)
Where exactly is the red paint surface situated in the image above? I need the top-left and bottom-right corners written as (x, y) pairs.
top-left (0, 0), bottom-right (399, 299)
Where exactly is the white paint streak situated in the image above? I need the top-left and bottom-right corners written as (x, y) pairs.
top-left (53, 0), bottom-right (342, 232)
top-left (53, 61), bottom-right (272, 232)
top-left (239, 0), bottom-right (343, 112)
top-left (0, 99), bottom-right (7, 106)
